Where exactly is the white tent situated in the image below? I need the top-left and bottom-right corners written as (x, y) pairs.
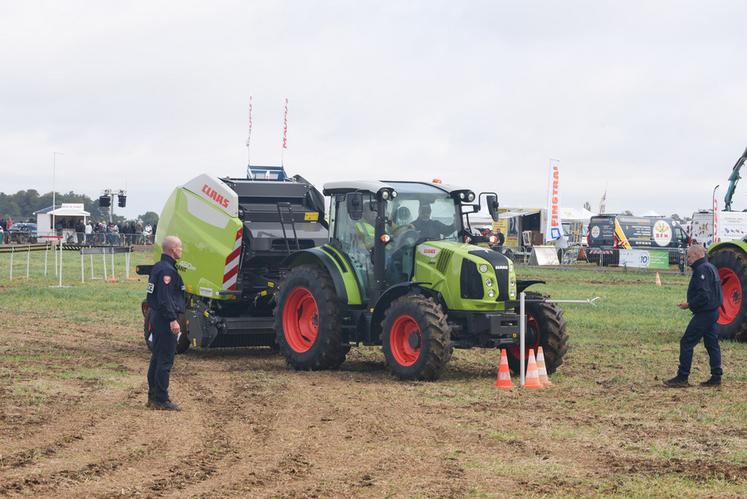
top-left (35, 203), bottom-right (90, 241)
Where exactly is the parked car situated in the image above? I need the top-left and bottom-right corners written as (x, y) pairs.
top-left (8, 223), bottom-right (38, 244)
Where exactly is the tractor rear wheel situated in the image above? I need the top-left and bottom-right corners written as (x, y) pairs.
top-left (381, 293), bottom-right (452, 381)
top-left (275, 265), bottom-right (349, 370)
top-left (710, 247), bottom-right (747, 341)
top-left (508, 292), bottom-right (568, 375)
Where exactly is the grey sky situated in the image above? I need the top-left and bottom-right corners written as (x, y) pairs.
top-left (1, 1), bottom-right (746, 219)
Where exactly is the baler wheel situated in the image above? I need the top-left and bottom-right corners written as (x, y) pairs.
top-left (710, 247), bottom-right (747, 341)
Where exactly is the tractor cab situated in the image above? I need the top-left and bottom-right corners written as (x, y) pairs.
top-left (324, 180), bottom-right (499, 302)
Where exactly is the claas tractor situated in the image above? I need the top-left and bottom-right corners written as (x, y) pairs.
top-left (137, 166), bottom-right (329, 352)
top-left (275, 180), bottom-right (568, 380)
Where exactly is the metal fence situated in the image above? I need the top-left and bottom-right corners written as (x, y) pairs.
top-left (0, 232), bottom-right (154, 246)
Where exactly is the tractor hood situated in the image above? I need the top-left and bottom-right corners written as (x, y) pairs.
top-left (413, 240), bottom-right (516, 310)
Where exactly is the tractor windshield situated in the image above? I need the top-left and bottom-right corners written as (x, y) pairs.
top-left (383, 182), bottom-right (462, 284)
top-left (385, 182), bottom-right (462, 243)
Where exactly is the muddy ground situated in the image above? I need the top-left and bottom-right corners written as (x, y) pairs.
top-left (1, 269), bottom-right (747, 497)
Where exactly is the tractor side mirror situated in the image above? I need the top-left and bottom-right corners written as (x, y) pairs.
top-left (486, 194), bottom-right (499, 221)
top-left (346, 192), bottom-right (364, 220)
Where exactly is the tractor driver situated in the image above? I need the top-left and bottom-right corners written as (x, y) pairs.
top-left (412, 202), bottom-right (457, 241)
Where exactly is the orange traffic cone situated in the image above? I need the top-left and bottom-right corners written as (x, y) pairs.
top-left (524, 348), bottom-right (543, 389)
top-left (655, 272), bottom-right (662, 287)
top-left (536, 346), bottom-right (552, 386)
top-left (495, 349), bottom-right (514, 389)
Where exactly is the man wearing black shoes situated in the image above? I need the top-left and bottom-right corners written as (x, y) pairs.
top-left (665, 244), bottom-right (723, 388)
top-left (146, 235), bottom-right (186, 410)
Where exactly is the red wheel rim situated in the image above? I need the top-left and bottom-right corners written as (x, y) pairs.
top-left (283, 287), bottom-right (319, 353)
top-left (509, 315), bottom-right (540, 360)
top-left (389, 315), bottom-right (422, 367)
top-left (718, 268), bottom-right (742, 325)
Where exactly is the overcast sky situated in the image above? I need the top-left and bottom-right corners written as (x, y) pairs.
top-left (1, 1), bottom-right (746, 219)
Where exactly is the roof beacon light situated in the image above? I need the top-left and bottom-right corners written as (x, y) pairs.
top-left (380, 234), bottom-right (391, 244)
top-left (432, 178), bottom-right (442, 184)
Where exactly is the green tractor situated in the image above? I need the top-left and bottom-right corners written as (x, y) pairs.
top-left (275, 180), bottom-right (568, 380)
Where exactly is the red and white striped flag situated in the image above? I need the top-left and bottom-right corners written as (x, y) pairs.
top-left (713, 188), bottom-right (719, 245)
top-left (282, 98), bottom-right (288, 149)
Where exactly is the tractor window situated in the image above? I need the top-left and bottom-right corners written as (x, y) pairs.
top-left (333, 193), bottom-right (377, 299)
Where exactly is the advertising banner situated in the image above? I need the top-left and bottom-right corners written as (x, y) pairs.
top-left (544, 159), bottom-right (563, 242)
top-left (618, 249), bottom-right (669, 269)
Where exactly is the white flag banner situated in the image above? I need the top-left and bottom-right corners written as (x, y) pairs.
top-left (545, 159), bottom-right (563, 242)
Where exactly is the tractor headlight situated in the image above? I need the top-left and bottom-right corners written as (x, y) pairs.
top-left (488, 289), bottom-right (496, 298)
top-left (382, 191), bottom-right (390, 200)
top-left (485, 278), bottom-right (493, 287)
top-left (467, 192), bottom-right (475, 202)
top-left (459, 192), bottom-right (466, 200)
top-left (479, 263), bottom-right (489, 273)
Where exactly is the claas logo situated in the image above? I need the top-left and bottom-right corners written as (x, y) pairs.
top-left (201, 184), bottom-right (230, 208)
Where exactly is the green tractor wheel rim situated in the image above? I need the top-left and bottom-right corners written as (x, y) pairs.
top-left (283, 287), bottom-right (319, 353)
top-left (390, 315), bottom-right (422, 367)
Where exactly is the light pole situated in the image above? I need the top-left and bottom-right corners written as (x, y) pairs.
top-left (51, 152), bottom-right (63, 239)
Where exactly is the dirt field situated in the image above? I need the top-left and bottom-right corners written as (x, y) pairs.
top-left (1, 261), bottom-right (747, 497)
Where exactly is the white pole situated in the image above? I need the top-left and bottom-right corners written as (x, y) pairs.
top-left (80, 253), bottom-right (84, 283)
top-left (54, 240), bottom-right (58, 276)
top-left (90, 254), bottom-right (96, 279)
top-left (9, 247), bottom-right (13, 281)
top-left (102, 251), bottom-right (107, 281)
top-left (26, 247), bottom-right (30, 278)
top-left (519, 291), bottom-right (526, 387)
top-left (58, 244), bottom-right (63, 287)
top-left (111, 248), bottom-right (115, 281)
top-left (44, 244), bottom-right (48, 276)
top-left (125, 250), bottom-right (130, 280)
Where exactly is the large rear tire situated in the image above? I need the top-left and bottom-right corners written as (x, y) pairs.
top-left (381, 294), bottom-right (452, 381)
top-left (508, 292), bottom-right (568, 375)
top-left (275, 265), bottom-right (349, 370)
top-left (710, 247), bottom-right (747, 341)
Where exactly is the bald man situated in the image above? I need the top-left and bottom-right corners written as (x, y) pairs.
top-left (146, 236), bottom-right (186, 410)
top-left (665, 244), bottom-right (723, 387)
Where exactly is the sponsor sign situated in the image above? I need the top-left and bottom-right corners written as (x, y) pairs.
top-left (544, 160), bottom-right (563, 241)
top-left (652, 220), bottom-right (672, 247)
top-left (618, 249), bottom-right (669, 269)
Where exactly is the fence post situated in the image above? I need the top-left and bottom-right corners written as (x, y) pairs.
top-left (80, 252), bottom-right (85, 283)
top-left (102, 251), bottom-right (108, 281)
top-left (125, 249), bottom-right (131, 280)
top-left (58, 244), bottom-right (63, 287)
top-left (44, 244), bottom-right (49, 276)
top-left (111, 247), bottom-right (116, 282)
top-left (9, 246), bottom-right (13, 281)
top-left (26, 246), bottom-right (30, 278)
top-left (90, 254), bottom-right (97, 280)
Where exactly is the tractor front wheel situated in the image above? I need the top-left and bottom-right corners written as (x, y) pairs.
top-left (508, 292), bottom-right (568, 375)
top-left (710, 247), bottom-right (747, 341)
top-left (275, 265), bottom-right (349, 370)
top-left (381, 294), bottom-right (452, 381)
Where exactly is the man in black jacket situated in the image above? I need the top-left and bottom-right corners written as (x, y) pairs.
top-left (665, 244), bottom-right (723, 387)
top-left (146, 236), bottom-right (186, 409)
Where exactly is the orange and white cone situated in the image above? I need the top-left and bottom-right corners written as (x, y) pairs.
top-left (495, 349), bottom-right (514, 389)
top-left (536, 346), bottom-right (552, 386)
top-left (523, 348), bottom-right (543, 389)
top-left (655, 272), bottom-right (662, 287)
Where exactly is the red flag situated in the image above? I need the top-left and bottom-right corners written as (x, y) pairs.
top-left (282, 98), bottom-right (288, 149)
top-left (713, 190), bottom-right (719, 244)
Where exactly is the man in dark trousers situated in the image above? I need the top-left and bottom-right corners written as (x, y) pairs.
top-left (665, 244), bottom-right (723, 387)
top-left (146, 235), bottom-right (186, 410)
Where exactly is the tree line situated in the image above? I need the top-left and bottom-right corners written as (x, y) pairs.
top-left (0, 189), bottom-right (158, 226)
